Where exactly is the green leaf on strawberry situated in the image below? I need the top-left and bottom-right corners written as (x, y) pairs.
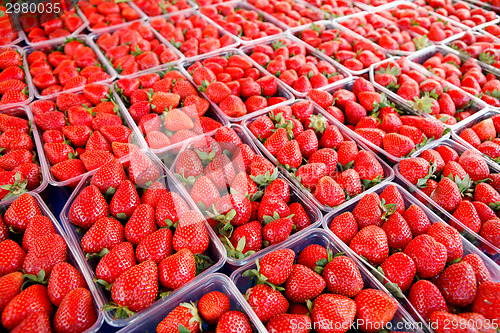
top-left (479, 52), bottom-right (495, 65)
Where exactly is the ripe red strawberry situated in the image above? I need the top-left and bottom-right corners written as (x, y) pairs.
top-left (68, 185), bottom-right (109, 229)
top-left (458, 149), bottom-right (489, 181)
top-left (251, 248), bottom-right (295, 286)
top-left (462, 254), bottom-right (493, 285)
top-left (246, 284), bottom-right (289, 323)
top-left (216, 311), bottom-right (252, 333)
top-left (128, 151), bottom-right (161, 187)
top-left (380, 185), bottom-right (405, 214)
top-left (190, 175), bottom-right (220, 209)
top-left (159, 248), bottom-right (196, 291)
top-left (96, 242), bottom-right (136, 285)
top-left (431, 177), bottom-right (462, 213)
top-left (124, 204), bottom-right (156, 245)
top-left (109, 260), bottom-right (158, 317)
top-left (110, 180), bottom-right (141, 220)
top-left (380, 252), bottom-right (416, 294)
top-left (323, 255), bottom-right (363, 297)
top-left (399, 157), bottom-right (431, 185)
top-left (198, 291), bottom-right (230, 326)
top-left (264, 127), bottom-right (288, 156)
top-left (0, 272), bottom-right (23, 313)
top-left (136, 228), bottom-right (173, 264)
top-left (382, 212), bottom-right (412, 250)
top-left (4, 193), bottom-right (42, 232)
top-left (427, 221), bottom-right (463, 263)
top-left (284, 264), bottom-right (326, 303)
top-left (312, 293), bottom-right (356, 333)
top-left (0, 240), bottom-right (25, 276)
top-left (156, 302), bottom-right (201, 333)
top-left (353, 150), bottom-right (384, 181)
top-left (54, 288), bottom-right (97, 333)
top-left (404, 234), bottom-right (447, 278)
top-left (155, 192), bottom-right (190, 228)
top-left (51, 159), bottom-right (87, 184)
top-left (1, 284), bottom-right (53, 330)
top-left (472, 281), bottom-right (500, 321)
top-left (437, 261), bottom-right (477, 307)
top-left (22, 215), bottom-right (56, 251)
top-left (90, 159), bottom-right (127, 195)
top-left (173, 210), bottom-right (209, 254)
top-left (47, 262), bottom-right (86, 307)
top-left (355, 289), bottom-right (398, 333)
top-left (214, 193), bottom-right (252, 227)
top-left (349, 225), bottom-right (389, 265)
top-left (277, 140), bottom-right (302, 169)
top-left (353, 193), bottom-right (384, 228)
top-left (329, 212), bottom-right (358, 245)
top-left (403, 204), bottom-right (431, 236)
top-left (288, 202), bottom-right (310, 231)
top-left (8, 310), bottom-right (51, 332)
top-left (408, 279), bottom-right (447, 321)
top-left (431, 312), bottom-right (476, 333)
top-left (263, 217), bottom-right (293, 246)
top-left (23, 233), bottom-right (67, 277)
top-left (81, 216), bottom-right (124, 255)
top-left (452, 201), bottom-right (482, 234)
top-left (314, 176), bottom-right (345, 207)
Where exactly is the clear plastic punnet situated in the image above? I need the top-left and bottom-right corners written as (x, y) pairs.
top-left (0, 192), bottom-right (104, 333)
top-left (231, 228), bottom-right (428, 333)
top-left (322, 182), bottom-right (500, 331)
top-left (0, 45), bottom-right (34, 107)
top-left (170, 124), bottom-right (323, 269)
top-left (0, 105), bottom-right (48, 205)
top-left (29, 83), bottom-right (147, 187)
top-left (180, 48), bottom-right (296, 123)
top-left (394, 138), bottom-right (500, 263)
top-left (239, 33), bottom-right (352, 98)
top-left (241, 99), bottom-right (395, 211)
top-left (59, 150), bottom-right (226, 327)
top-left (23, 35), bottom-right (116, 101)
top-left (116, 273), bottom-right (267, 333)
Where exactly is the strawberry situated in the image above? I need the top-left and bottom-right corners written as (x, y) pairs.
top-left (329, 212), bottom-right (358, 245)
top-left (311, 293), bottom-right (356, 333)
top-left (90, 158), bottom-right (127, 195)
top-left (296, 244), bottom-right (328, 271)
top-left (109, 180), bottom-right (140, 220)
top-left (382, 212), bottom-right (412, 250)
top-left (349, 225), bottom-right (389, 265)
top-left (158, 248), bottom-right (195, 291)
top-left (248, 248), bottom-right (294, 286)
top-left (96, 241), bottom-right (136, 287)
top-left (380, 185), bottom-right (405, 214)
top-left (108, 260), bottom-right (158, 317)
top-left (1, 284), bottom-right (53, 330)
top-left (23, 233), bottom-right (67, 277)
top-left (451, 201), bottom-right (482, 234)
top-left (277, 140), bottom-right (302, 169)
top-left (289, 202), bottom-right (310, 231)
top-left (480, 219), bottom-right (500, 252)
top-left (81, 216), bottom-right (124, 255)
top-left (173, 210), bottom-right (209, 254)
top-left (323, 255), bottom-right (363, 297)
top-left (124, 204), bottom-right (156, 245)
top-left (427, 221), bottom-right (463, 263)
top-left (284, 264), bottom-right (325, 303)
top-left (0, 240), bottom-right (25, 276)
top-left (353, 150), bottom-right (383, 181)
top-left (0, 272), bottom-right (23, 314)
top-left (51, 159), bottom-right (87, 184)
top-left (198, 291), bottom-right (230, 325)
top-left (314, 176), bottom-right (345, 207)
top-left (47, 262), bottom-right (86, 307)
top-left (264, 127), bottom-right (288, 156)
top-left (155, 192), bottom-right (190, 228)
top-left (431, 312), bottom-right (477, 333)
top-left (54, 288), bottom-right (97, 333)
top-left (404, 234), bottom-right (447, 278)
top-left (156, 302), bottom-right (201, 333)
top-left (458, 149), bottom-right (489, 181)
top-left (213, 193), bottom-right (252, 228)
top-left (216, 311), bottom-right (252, 333)
top-left (472, 281), bottom-right (500, 321)
top-left (437, 261), bottom-right (477, 307)
top-left (136, 228), bottom-right (173, 264)
top-left (128, 151), bottom-right (160, 187)
top-left (352, 193), bottom-right (384, 228)
top-left (355, 289), bottom-right (398, 333)
top-left (22, 215), bottom-right (56, 251)
top-left (262, 217), bottom-right (294, 246)
top-left (9, 311), bottom-right (51, 333)
top-left (431, 177), bottom-right (462, 213)
top-left (462, 254), bottom-right (493, 285)
top-left (190, 175), bottom-right (220, 209)
top-left (69, 185), bottom-right (109, 229)
top-left (245, 284), bottom-right (289, 323)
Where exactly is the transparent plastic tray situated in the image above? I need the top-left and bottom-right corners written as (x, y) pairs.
top-left (241, 99), bottom-right (395, 211)
top-left (87, 21), bottom-right (184, 79)
top-left (461, 0), bottom-right (500, 14)
top-left (0, 45), bottom-right (34, 107)
top-left (29, 82), bottom-right (147, 187)
top-left (451, 109), bottom-right (500, 166)
top-left (0, 105), bottom-right (48, 205)
top-left (353, 0), bottom-right (407, 11)
top-left (111, 64), bottom-right (228, 158)
top-left (0, 192), bottom-right (104, 333)
top-left (170, 124), bottom-right (323, 268)
top-left (197, 1), bottom-right (290, 45)
top-left (133, 0), bottom-right (198, 17)
top-left (322, 182), bottom-right (500, 331)
top-left (239, 33), bottom-right (352, 98)
top-left (147, 8), bottom-right (240, 60)
top-left (116, 273), bottom-right (266, 333)
top-left (309, 76), bottom-right (452, 163)
top-left (23, 35), bottom-right (116, 101)
top-left (179, 48), bottom-right (296, 123)
top-left (438, 0), bottom-right (500, 31)
top-left (231, 228), bottom-right (427, 333)
top-left (18, 7), bottom-right (90, 48)
top-left (370, 57), bottom-right (489, 131)
top-left (1, 12), bottom-right (23, 46)
top-left (407, 44), bottom-right (500, 112)
top-left (394, 138), bottom-right (500, 263)
top-left (84, 1), bottom-right (148, 34)
top-left (59, 151), bottom-right (227, 327)
top-left (289, 20), bottom-right (392, 77)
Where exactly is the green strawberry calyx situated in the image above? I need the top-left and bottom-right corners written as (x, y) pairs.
top-left (242, 260), bottom-right (284, 291)
top-left (221, 236), bottom-right (255, 260)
